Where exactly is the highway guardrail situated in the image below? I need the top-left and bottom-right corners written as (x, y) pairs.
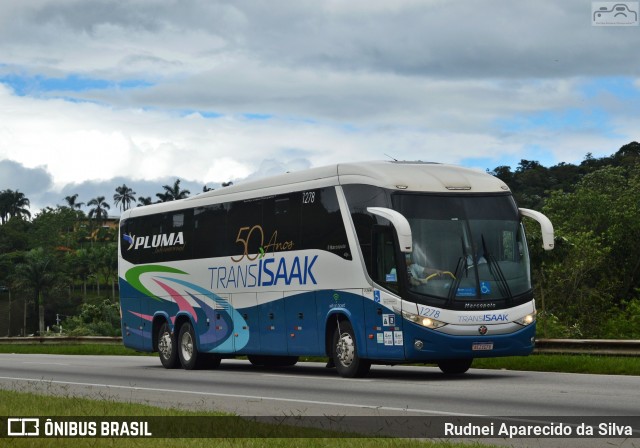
top-left (534, 338), bottom-right (640, 356)
top-left (0, 336), bottom-right (123, 345)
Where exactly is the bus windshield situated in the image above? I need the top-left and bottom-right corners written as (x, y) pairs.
top-left (392, 194), bottom-right (531, 302)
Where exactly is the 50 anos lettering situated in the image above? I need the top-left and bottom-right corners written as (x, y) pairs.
top-left (231, 225), bottom-right (294, 262)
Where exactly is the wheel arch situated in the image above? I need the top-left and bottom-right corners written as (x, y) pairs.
top-left (325, 310), bottom-right (361, 358)
top-left (173, 313), bottom-right (197, 350)
top-left (151, 313), bottom-right (171, 352)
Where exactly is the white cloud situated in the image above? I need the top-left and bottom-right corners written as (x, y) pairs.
top-left (0, 0), bottom-right (638, 215)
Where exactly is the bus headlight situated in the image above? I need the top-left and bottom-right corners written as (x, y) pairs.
top-left (514, 312), bottom-right (536, 326)
top-left (401, 310), bottom-right (447, 329)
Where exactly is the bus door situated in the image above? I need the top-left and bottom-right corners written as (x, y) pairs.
top-left (120, 294), bottom-right (149, 351)
top-left (231, 293), bottom-right (260, 354)
top-left (285, 290), bottom-right (320, 355)
top-left (258, 291), bottom-right (287, 355)
top-left (364, 225), bottom-right (404, 360)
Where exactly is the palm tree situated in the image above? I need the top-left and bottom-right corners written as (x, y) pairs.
top-left (14, 248), bottom-right (56, 335)
top-left (156, 179), bottom-right (190, 202)
top-left (113, 184), bottom-right (137, 211)
top-left (0, 190), bottom-right (9, 224)
top-left (137, 196), bottom-right (153, 206)
top-left (87, 196), bottom-right (110, 227)
top-left (0, 189), bottom-right (31, 224)
top-left (63, 194), bottom-right (84, 210)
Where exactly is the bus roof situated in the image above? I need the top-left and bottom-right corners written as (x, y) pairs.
top-left (122, 161), bottom-right (509, 219)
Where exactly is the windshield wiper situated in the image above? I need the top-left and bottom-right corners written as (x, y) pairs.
top-left (447, 256), bottom-right (465, 303)
top-left (481, 236), bottom-right (512, 300)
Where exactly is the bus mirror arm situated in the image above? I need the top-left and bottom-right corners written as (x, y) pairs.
top-left (366, 207), bottom-right (413, 253)
top-left (519, 208), bottom-right (554, 251)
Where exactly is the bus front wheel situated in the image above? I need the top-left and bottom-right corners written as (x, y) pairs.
top-left (332, 321), bottom-right (371, 378)
top-left (157, 322), bottom-right (179, 369)
top-left (437, 358), bottom-right (473, 374)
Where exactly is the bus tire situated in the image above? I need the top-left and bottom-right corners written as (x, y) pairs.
top-left (157, 322), bottom-right (179, 369)
top-left (437, 358), bottom-right (473, 374)
top-left (332, 320), bottom-right (371, 378)
top-left (178, 321), bottom-right (204, 370)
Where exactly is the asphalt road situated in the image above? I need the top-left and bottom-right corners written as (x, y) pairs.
top-left (0, 354), bottom-right (638, 447)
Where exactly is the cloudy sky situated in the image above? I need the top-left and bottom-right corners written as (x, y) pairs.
top-left (1, 0), bottom-right (639, 213)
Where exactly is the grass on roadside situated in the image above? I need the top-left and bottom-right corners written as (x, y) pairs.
top-left (471, 354), bottom-right (640, 376)
top-left (0, 344), bottom-right (149, 356)
top-left (0, 389), bottom-right (493, 448)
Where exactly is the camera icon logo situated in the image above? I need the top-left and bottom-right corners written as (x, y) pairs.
top-left (592, 2), bottom-right (639, 25)
top-left (7, 418), bottom-right (40, 437)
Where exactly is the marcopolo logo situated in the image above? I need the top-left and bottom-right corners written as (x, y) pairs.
top-left (123, 232), bottom-right (185, 251)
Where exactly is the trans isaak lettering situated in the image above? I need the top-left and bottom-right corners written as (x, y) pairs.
top-left (209, 255), bottom-right (318, 289)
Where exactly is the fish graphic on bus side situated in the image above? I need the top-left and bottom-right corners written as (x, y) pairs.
top-left (124, 265), bottom-right (249, 352)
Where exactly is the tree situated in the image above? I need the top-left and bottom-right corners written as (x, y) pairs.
top-left (14, 248), bottom-right (57, 335)
top-left (67, 249), bottom-right (91, 299)
top-left (63, 299), bottom-right (121, 336)
top-left (538, 165), bottom-right (640, 335)
top-left (0, 189), bottom-right (31, 224)
top-left (490, 165), bottom-right (514, 185)
top-left (137, 197), bottom-right (153, 206)
top-left (156, 179), bottom-right (190, 202)
top-left (87, 196), bottom-right (111, 226)
top-left (63, 194), bottom-right (84, 210)
top-left (113, 184), bottom-right (137, 211)
top-left (29, 206), bottom-right (83, 250)
top-left (94, 244), bottom-right (118, 299)
top-left (0, 217), bottom-right (30, 253)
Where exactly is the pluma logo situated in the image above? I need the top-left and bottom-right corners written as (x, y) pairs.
top-left (123, 233), bottom-right (135, 250)
top-left (123, 232), bottom-right (185, 251)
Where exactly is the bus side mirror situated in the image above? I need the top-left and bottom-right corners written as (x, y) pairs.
top-left (366, 207), bottom-right (413, 253)
top-left (519, 208), bottom-right (554, 251)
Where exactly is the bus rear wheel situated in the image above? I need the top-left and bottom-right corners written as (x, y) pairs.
top-left (437, 358), bottom-right (473, 374)
top-left (332, 320), bottom-right (371, 378)
top-left (157, 322), bottom-right (179, 369)
top-left (177, 322), bottom-right (204, 370)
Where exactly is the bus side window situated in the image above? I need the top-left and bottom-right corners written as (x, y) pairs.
top-left (193, 204), bottom-right (228, 259)
top-left (300, 187), bottom-right (351, 260)
top-left (371, 225), bottom-right (399, 294)
top-left (262, 193), bottom-right (300, 255)
top-left (227, 200), bottom-right (263, 260)
top-left (343, 184), bottom-right (390, 279)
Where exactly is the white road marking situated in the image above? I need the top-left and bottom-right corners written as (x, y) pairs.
top-left (0, 375), bottom-right (478, 417)
top-left (21, 362), bottom-right (70, 366)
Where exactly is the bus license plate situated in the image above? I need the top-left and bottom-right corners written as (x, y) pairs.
top-left (472, 342), bottom-right (494, 351)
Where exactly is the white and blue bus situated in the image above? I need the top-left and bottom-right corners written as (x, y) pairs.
top-left (118, 161), bottom-right (554, 377)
